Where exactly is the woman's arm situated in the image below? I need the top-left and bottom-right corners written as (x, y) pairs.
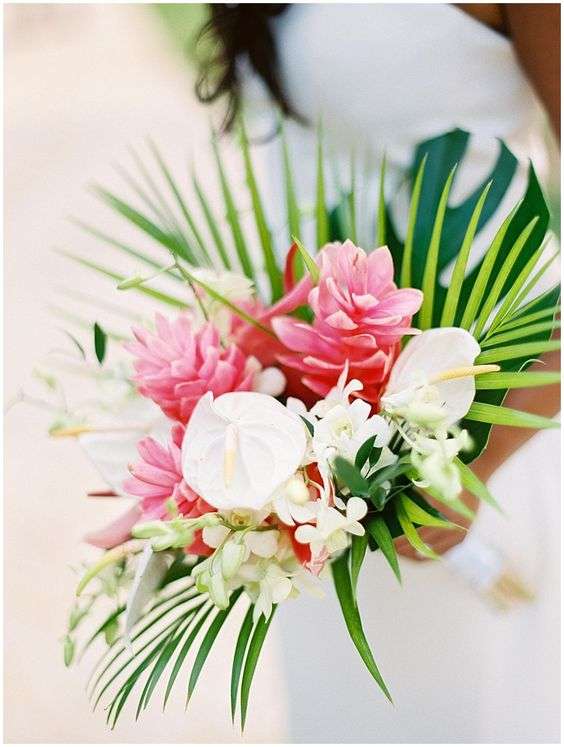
top-left (396, 4), bottom-right (561, 558)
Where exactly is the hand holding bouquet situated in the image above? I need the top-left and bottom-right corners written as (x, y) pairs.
top-left (44, 126), bottom-right (558, 727)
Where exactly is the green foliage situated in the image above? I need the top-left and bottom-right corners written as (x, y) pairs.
top-left (93, 322), bottom-right (107, 364)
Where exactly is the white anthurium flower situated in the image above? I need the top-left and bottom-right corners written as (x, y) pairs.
top-left (270, 473), bottom-right (318, 526)
top-left (182, 391), bottom-right (307, 511)
top-left (411, 430), bottom-right (472, 502)
top-left (382, 327), bottom-right (497, 428)
top-left (294, 496), bottom-right (368, 557)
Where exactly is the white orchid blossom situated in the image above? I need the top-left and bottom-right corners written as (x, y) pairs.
top-left (294, 496), bottom-right (368, 557)
top-left (410, 430), bottom-right (472, 502)
top-left (269, 473), bottom-right (318, 526)
top-left (182, 392), bottom-right (307, 511)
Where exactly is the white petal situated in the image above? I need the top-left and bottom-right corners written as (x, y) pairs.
top-left (294, 524), bottom-right (318, 544)
top-left (202, 524), bottom-right (230, 549)
top-left (385, 327), bottom-right (480, 424)
top-left (125, 544), bottom-right (170, 643)
top-left (254, 366), bottom-right (286, 396)
top-left (79, 431), bottom-right (144, 496)
top-left (346, 496), bottom-right (368, 522)
top-left (270, 576), bottom-right (293, 603)
top-left (245, 529), bottom-right (280, 558)
top-left (182, 392), bottom-right (307, 511)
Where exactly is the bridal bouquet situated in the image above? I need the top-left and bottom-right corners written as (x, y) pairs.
top-left (43, 125), bottom-right (559, 728)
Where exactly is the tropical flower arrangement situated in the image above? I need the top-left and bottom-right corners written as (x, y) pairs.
top-left (34, 124), bottom-right (559, 728)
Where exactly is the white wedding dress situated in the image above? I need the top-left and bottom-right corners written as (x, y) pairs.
top-left (242, 5), bottom-right (560, 742)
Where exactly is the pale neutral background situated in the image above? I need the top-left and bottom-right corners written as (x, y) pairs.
top-left (4, 4), bottom-right (561, 744)
top-left (3, 5), bottom-right (289, 742)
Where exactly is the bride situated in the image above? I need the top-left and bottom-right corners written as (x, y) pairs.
top-left (195, 4), bottom-right (560, 742)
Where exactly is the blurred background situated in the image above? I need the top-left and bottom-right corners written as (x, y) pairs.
top-left (4, 3), bottom-right (560, 744)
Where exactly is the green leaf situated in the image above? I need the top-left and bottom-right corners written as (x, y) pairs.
top-left (240, 606), bottom-right (277, 729)
top-left (474, 370), bottom-right (561, 390)
top-left (376, 153), bottom-right (387, 248)
top-left (400, 153), bottom-right (427, 288)
top-left (63, 635), bottom-right (75, 667)
top-left (212, 135), bottom-right (255, 281)
top-left (480, 320), bottom-right (560, 348)
top-left (400, 493), bottom-right (457, 529)
top-left (365, 515), bottom-right (401, 583)
top-left (465, 401), bottom-right (559, 429)
top-left (419, 165), bottom-right (456, 328)
top-left (60, 251), bottom-right (186, 308)
top-left (455, 458), bottom-right (502, 512)
top-left (293, 237), bottom-right (320, 283)
top-left (93, 322), bottom-right (107, 364)
top-left (394, 500), bottom-right (439, 560)
top-left (239, 119), bottom-right (282, 301)
top-left (473, 216), bottom-right (539, 338)
top-left (163, 603), bottom-right (213, 708)
top-left (331, 552), bottom-right (392, 701)
top-left (230, 603), bottom-right (255, 722)
top-left (476, 339), bottom-right (560, 364)
top-left (459, 204), bottom-right (518, 330)
top-left (315, 125), bottom-right (329, 249)
top-left (191, 173), bottom-right (232, 269)
top-left (440, 180), bottom-right (492, 327)
top-left (281, 122), bottom-right (302, 244)
top-left (187, 589), bottom-right (242, 703)
top-left (333, 457), bottom-right (370, 496)
top-left (350, 534), bottom-right (368, 599)
top-left (147, 140), bottom-right (211, 267)
top-left (494, 304), bottom-right (561, 334)
top-left (355, 436), bottom-right (377, 470)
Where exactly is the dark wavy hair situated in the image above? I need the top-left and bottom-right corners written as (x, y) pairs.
top-left (195, 4), bottom-right (302, 130)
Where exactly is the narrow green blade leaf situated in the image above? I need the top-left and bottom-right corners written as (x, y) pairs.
top-left (465, 401), bottom-right (559, 429)
top-left (460, 203), bottom-right (519, 330)
top-left (230, 603), bottom-right (255, 722)
top-left (93, 322), bottom-right (107, 364)
top-left (455, 458), bottom-right (502, 512)
top-left (395, 500), bottom-right (439, 559)
top-left (331, 552), bottom-right (393, 701)
top-left (400, 494), bottom-right (458, 529)
top-left (474, 370), bottom-right (561, 390)
top-left (419, 166), bottom-right (456, 329)
top-left (476, 339), bottom-right (560, 364)
top-left (473, 217), bottom-right (539, 338)
top-left (281, 122), bottom-right (302, 244)
top-left (503, 253), bottom-right (560, 322)
top-left (293, 237), bottom-right (320, 283)
top-left (365, 515), bottom-right (401, 583)
top-left (163, 603), bottom-right (213, 708)
top-left (148, 139), bottom-right (211, 267)
top-left (239, 119), bottom-right (282, 301)
top-left (400, 154), bottom-right (427, 288)
top-left (192, 173), bottom-right (232, 269)
top-left (350, 533), bottom-right (368, 599)
top-left (187, 589), bottom-right (242, 703)
top-left (480, 320), bottom-right (560, 348)
top-left (240, 607), bottom-right (277, 729)
top-left (440, 181), bottom-right (492, 326)
top-left (212, 135), bottom-right (255, 281)
top-left (494, 305), bottom-right (561, 334)
top-left (315, 124), bottom-right (329, 248)
top-left (376, 153), bottom-right (387, 247)
top-left (333, 457), bottom-right (370, 496)
top-left (60, 251), bottom-right (186, 308)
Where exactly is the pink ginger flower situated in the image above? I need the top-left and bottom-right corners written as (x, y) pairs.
top-left (272, 241), bottom-right (423, 404)
top-left (125, 314), bottom-right (260, 424)
top-left (124, 423), bottom-right (213, 556)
